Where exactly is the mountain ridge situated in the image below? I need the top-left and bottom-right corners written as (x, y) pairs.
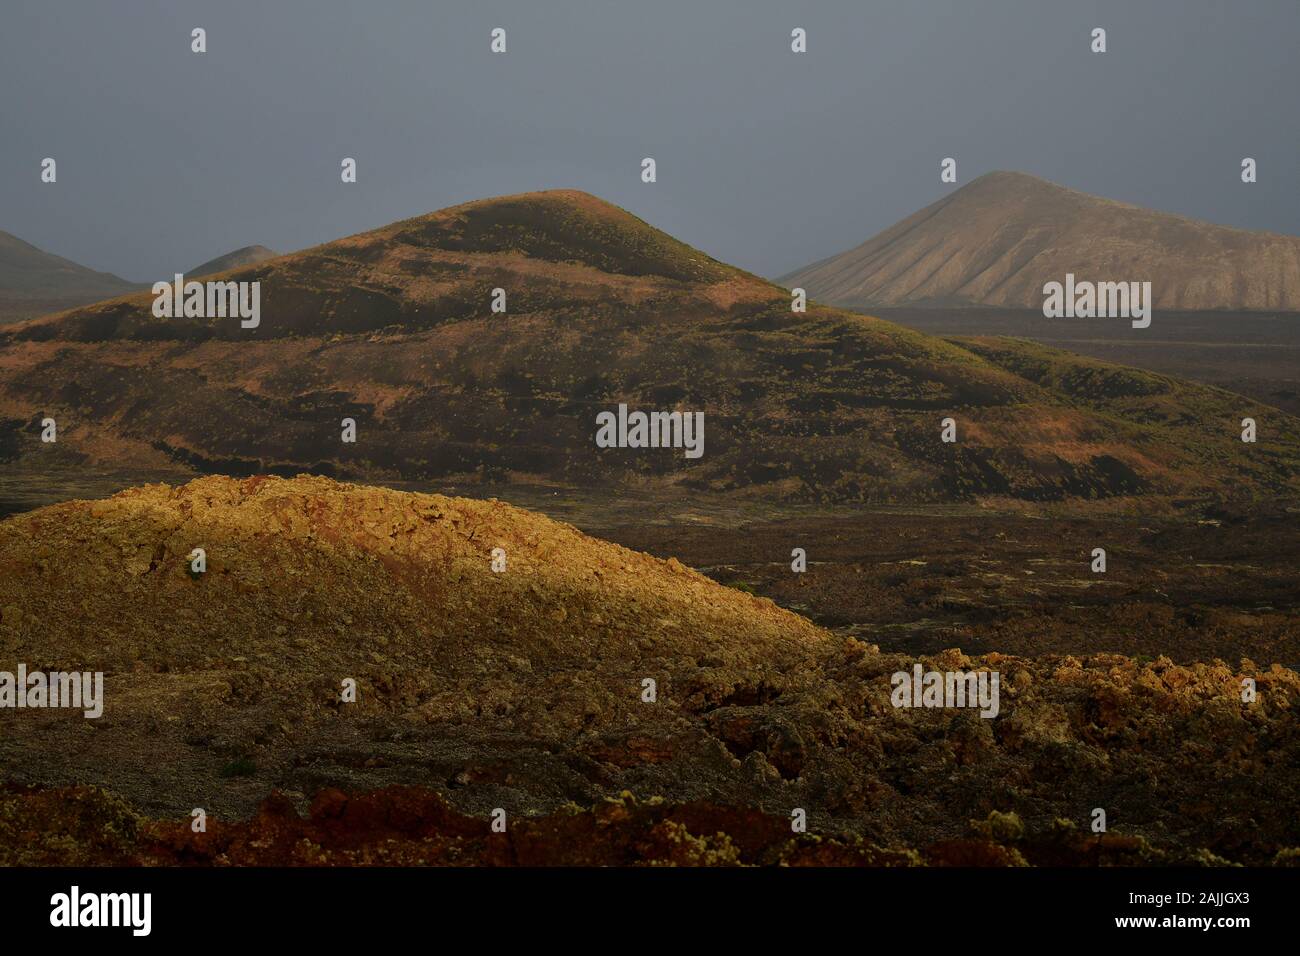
top-left (0, 229), bottom-right (140, 325)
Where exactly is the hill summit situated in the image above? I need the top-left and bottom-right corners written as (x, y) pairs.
top-left (0, 474), bottom-right (827, 678)
top-left (187, 245), bottom-right (280, 278)
top-left (11, 190), bottom-right (740, 341)
top-left (780, 171), bottom-right (1300, 311)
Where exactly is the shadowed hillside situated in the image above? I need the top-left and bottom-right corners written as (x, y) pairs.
top-left (780, 171), bottom-right (1300, 312)
top-left (0, 190), bottom-right (1297, 505)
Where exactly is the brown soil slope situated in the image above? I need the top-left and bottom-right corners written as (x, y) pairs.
top-left (780, 171), bottom-right (1300, 311)
top-left (1, 191), bottom-right (1297, 503)
top-left (1, 476), bottom-right (1298, 863)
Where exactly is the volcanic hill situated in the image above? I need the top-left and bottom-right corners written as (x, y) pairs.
top-left (1, 190), bottom-right (1297, 504)
top-left (0, 229), bottom-right (139, 325)
top-left (780, 171), bottom-right (1300, 312)
top-left (187, 244), bottom-right (280, 278)
top-left (1, 475), bottom-right (1297, 864)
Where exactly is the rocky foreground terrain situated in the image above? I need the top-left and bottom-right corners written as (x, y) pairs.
top-left (1, 476), bottom-right (1296, 865)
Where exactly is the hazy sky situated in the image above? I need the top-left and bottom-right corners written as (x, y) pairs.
top-left (2, 0), bottom-right (1296, 282)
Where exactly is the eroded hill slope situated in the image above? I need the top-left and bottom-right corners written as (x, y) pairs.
top-left (780, 171), bottom-right (1300, 311)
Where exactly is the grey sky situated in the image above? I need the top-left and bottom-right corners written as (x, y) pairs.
top-left (2, 0), bottom-right (1296, 283)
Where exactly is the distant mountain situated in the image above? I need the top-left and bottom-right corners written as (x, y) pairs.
top-left (1, 190), bottom-right (1297, 504)
top-left (780, 171), bottom-right (1300, 312)
top-left (0, 230), bottom-right (138, 323)
top-left (187, 244), bottom-right (279, 277)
